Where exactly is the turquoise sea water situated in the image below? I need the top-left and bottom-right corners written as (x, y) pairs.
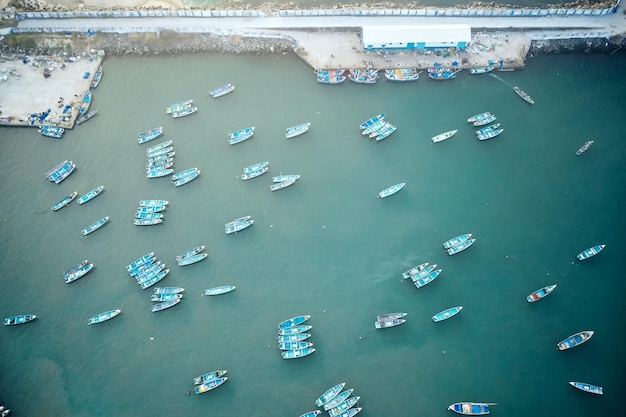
top-left (1, 51), bottom-right (625, 416)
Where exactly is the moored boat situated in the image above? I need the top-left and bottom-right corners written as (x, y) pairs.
top-left (150, 293), bottom-right (183, 302)
top-left (278, 341), bottom-right (314, 350)
top-left (137, 126), bottom-right (163, 144)
top-left (177, 253), bottom-right (207, 266)
top-left (576, 244), bottom-right (605, 260)
top-left (272, 175), bottom-right (300, 183)
top-left (136, 205), bottom-right (166, 214)
top-left (447, 239), bottom-right (476, 255)
top-left (47, 160), bottom-right (75, 184)
top-left (139, 199), bottom-right (169, 207)
top-left (135, 212), bottom-right (163, 220)
top-left (225, 215), bottom-right (252, 228)
top-left (277, 333), bottom-right (311, 343)
top-left (410, 264), bottom-right (437, 282)
top-left (171, 106), bottom-right (197, 118)
top-left (146, 146), bottom-right (173, 158)
top-left (375, 318), bottom-right (406, 329)
top-left (428, 70), bottom-right (459, 80)
top-left (477, 128), bottom-right (504, 141)
top-left (469, 66), bottom-right (494, 74)
top-left (279, 324), bottom-right (312, 336)
top-left (241, 167), bottom-right (268, 180)
top-left (270, 179), bottom-right (296, 191)
top-left (377, 312), bottom-right (407, 322)
top-left (77, 186), bottom-right (104, 205)
top-left (243, 161), bottom-right (269, 174)
top-left (126, 252), bottom-right (155, 272)
top-left (194, 376), bottom-right (227, 394)
top-left (204, 285), bottom-right (236, 296)
top-left (282, 347), bottom-right (316, 359)
top-left (133, 218), bottom-right (163, 226)
top-left (173, 168), bottom-right (200, 187)
top-left (413, 269), bottom-right (442, 289)
top-left (432, 129), bottom-right (458, 143)
top-left (52, 191), bottom-right (78, 211)
top-left (315, 383), bottom-right (346, 407)
top-left (278, 315), bottom-right (311, 330)
top-left (146, 168), bottom-right (174, 178)
top-left (360, 113), bottom-right (385, 130)
top-left (443, 234), bottom-right (473, 249)
top-left (151, 297), bottom-right (180, 312)
top-left (475, 123), bottom-right (501, 136)
top-left (75, 109), bottom-right (98, 125)
top-left (328, 396), bottom-right (360, 417)
top-left (225, 219), bottom-right (254, 234)
top-left (448, 402), bottom-right (494, 415)
top-left (79, 89), bottom-right (92, 115)
top-left (4, 314), bottom-right (37, 325)
top-left (384, 68), bottom-right (421, 81)
top-left (402, 263), bottom-right (429, 279)
top-left (166, 99), bottom-right (193, 114)
top-left (378, 182), bottom-right (405, 198)
top-left (527, 284), bottom-right (557, 302)
top-left (374, 123), bottom-right (397, 141)
top-left (317, 73), bottom-right (346, 84)
top-left (88, 309), bottom-right (121, 325)
top-left (64, 262), bottom-right (94, 283)
top-left (81, 216), bottom-right (109, 236)
top-left (153, 287), bottom-right (184, 295)
top-left (432, 306), bottom-right (463, 322)
top-left (90, 65), bottom-right (103, 88)
top-left (209, 83), bottom-right (234, 98)
top-left (176, 245), bottom-right (205, 262)
top-left (513, 86), bottom-right (534, 104)
top-left (323, 389), bottom-right (354, 411)
top-left (557, 330), bottom-right (594, 350)
top-left (286, 122), bottom-right (311, 138)
top-left (299, 411), bottom-right (322, 417)
top-left (146, 140), bottom-right (173, 153)
top-left (38, 124), bottom-right (62, 138)
top-left (576, 140), bottom-right (594, 156)
top-left (194, 369), bottom-right (227, 385)
top-left (468, 112), bottom-right (495, 125)
top-left (228, 127), bottom-right (255, 145)
top-left (569, 381), bottom-right (603, 395)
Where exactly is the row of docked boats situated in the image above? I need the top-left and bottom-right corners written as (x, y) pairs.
top-left (241, 161), bottom-right (269, 181)
top-left (145, 139), bottom-right (176, 178)
top-left (81, 216), bottom-right (109, 236)
top-left (126, 252), bottom-right (170, 290)
top-left (176, 245), bottom-right (207, 266)
top-left (270, 174), bottom-right (300, 192)
top-left (313, 383), bottom-right (362, 417)
top-left (45, 160), bottom-right (75, 184)
top-left (225, 215), bottom-right (254, 234)
top-left (443, 233), bottom-right (476, 255)
top-left (359, 113), bottom-right (396, 141)
top-left (63, 259), bottom-right (94, 283)
top-left (277, 315), bottom-right (315, 359)
top-left (39, 125), bottom-right (64, 138)
top-left (134, 199), bottom-right (168, 226)
top-left (51, 185), bottom-right (104, 211)
top-left (193, 369), bottom-right (228, 394)
top-left (209, 83), bottom-right (234, 98)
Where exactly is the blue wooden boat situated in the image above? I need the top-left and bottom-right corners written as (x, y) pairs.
top-left (165, 99), bottom-right (193, 114)
top-left (279, 324), bottom-right (312, 336)
top-left (75, 109), bottom-right (98, 125)
top-left (64, 262), bottom-right (94, 283)
top-left (90, 65), bottom-right (103, 88)
top-left (225, 219), bottom-right (254, 234)
top-left (146, 146), bottom-right (173, 158)
top-left (472, 113), bottom-right (497, 127)
top-left (299, 411), bottom-right (321, 417)
top-left (317, 73), bottom-right (346, 84)
top-left (172, 168), bottom-right (200, 186)
top-left (277, 333), bottom-right (311, 343)
top-left (557, 330), bottom-right (594, 350)
top-left (323, 389), bottom-right (354, 411)
top-left (77, 186), bottom-right (104, 205)
top-left (241, 167), bottom-right (268, 180)
top-left (376, 312), bottom-right (407, 323)
top-left (209, 83), bottom-right (234, 98)
top-left (243, 161), bottom-right (269, 174)
top-left (150, 293), bottom-right (183, 302)
top-left (413, 269), bottom-right (442, 289)
top-left (385, 68), bottom-right (421, 81)
top-left (79, 90), bottom-right (92, 115)
top-left (334, 408), bottom-right (362, 417)
top-left (467, 112), bottom-right (493, 124)
top-left (140, 269), bottom-right (170, 290)
top-left (81, 216), bottom-right (109, 236)
top-left (527, 284), bottom-right (557, 302)
top-left (228, 127), bottom-right (255, 145)
top-left (153, 287), bottom-right (184, 295)
top-left (475, 123), bottom-right (501, 136)
top-left (576, 140), bottom-right (594, 156)
top-left (138, 127), bottom-right (164, 144)
top-left (282, 347), bottom-right (316, 359)
top-left (315, 383), bottom-right (346, 407)
top-left (286, 122), bottom-right (311, 138)
top-left (176, 246), bottom-right (205, 262)
top-left (46, 160), bottom-right (75, 184)
top-left (88, 309), bottom-right (121, 325)
top-left (477, 128), bottom-right (504, 141)
top-left (39, 125), bottom-right (65, 138)
top-left (4, 314), bottom-right (37, 325)
top-left (428, 70), bottom-right (459, 80)
top-left (270, 179), bottom-right (296, 191)
top-left (139, 199), bottom-right (169, 207)
top-left (146, 140), bottom-right (173, 153)
top-left (194, 376), bottom-right (227, 394)
top-left (126, 252), bottom-right (155, 272)
top-left (378, 182), bottom-right (405, 198)
top-left (130, 260), bottom-right (159, 279)
top-left (204, 285), bottom-right (235, 296)
top-left (194, 369), bottom-right (227, 385)
top-left (151, 296), bottom-right (179, 311)
top-left (410, 264), bottom-right (437, 282)
top-left (448, 402), bottom-right (495, 415)
top-left (432, 306), bottom-right (463, 322)
top-left (447, 239), bottom-right (476, 255)
top-left (443, 234), bottom-right (472, 249)
top-left (225, 216), bottom-right (252, 228)
top-left (577, 244), bottom-right (605, 260)
top-left (402, 263), bottom-right (428, 279)
top-left (469, 66), bottom-right (494, 74)
top-left (328, 396), bottom-right (360, 417)
top-left (375, 318), bottom-right (405, 329)
top-left (135, 212), bottom-right (163, 220)
top-left (52, 191), bottom-right (78, 211)
top-left (569, 381), bottom-right (603, 395)
top-left (272, 175), bottom-right (300, 183)
top-left (146, 168), bottom-right (174, 178)
top-left (278, 315), bottom-right (311, 330)
top-left (134, 262), bottom-right (164, 281)
top-left (278, 341), bottom-right (314, 350)
top-left (171, 106), bottom-right (197, 118)
top-left (136, 205), bottom-right (166, 214)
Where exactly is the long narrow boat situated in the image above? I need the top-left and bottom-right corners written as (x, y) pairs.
top-left (171, 106), bottom-right (197, 118)
top-left (513, 86), bottom-right (534, 104)
top-left (151, 297), bottom-right (180, 312)
top-left (557, 330), bottom-right (594, 350)
top-left (146, 146), bottom-right (173, 158)
top-left (209, 83), bottom-right (234, 98)
top-left (135, 212), bottom-right (163, 220)
top-left (469, 66), bottom-right (494, 74)
top-left (278, 341), bottom-right (314, 350)
top-left (282, 347), bottom-right (316, 359)
top-left (432, 306), bottom-right (463, 322)
top-left (443, 234), bottom-right (473, 249)
top-left (376, 312), bottom-right (407, 322)
top-left (278, 315), bottom-right (311, 330)
top-left (146, 140), bottom-right (173, 153)
top-left (150, 293), bottom-right (183, 302)
top-left (278, 333), bottom-right (311, 343)
top-left (177, 253), bottom-right (207, 266)
top-left (39, 125), bottom-right (65, 138)
top-left (146, 168), bottom-right (174, 179)
top-left (299, 411), bottom-right (322, 417)
top-left (315, 383), bottom-right (346, 407)
top-left (576, 140), bottom-right (594, 156)
top-left (569, 381), bottom-right (603, 395)
top-left (90, 65), bottom-right (103, 88)
top-left (527, 284), bottom-right (557, 302)
top-left (410, 264), bottom-right (437, 282)
top-left (413, 269), bottom-right (442, 289)
top-left (165, 99), bottom-right (193, 114)
top-left (63, 260), bottom-right (88, 279)
top-left (477, 128), bottom-right (504, 141)
top-left (139, 199), bottom-right (169, 207)
top-left (447, 239), bottom-right (476, 255)
top-left (52, 191), bottom-right (78, 211)
top-left (81, 216), bottom-right (109, 236)
top-left (137, 127), bottom-right (163, 144)
top-left (286, 123), bottom-right (311, 139)
top-left (4, 314), bottom-right (37, 325)
top-left (468, 112), bottom-right (495, 125)
top-left (77, 186), bottom-right (104, 205)
top-left (378, 182), bottom-right (405, 198)
top-left (228, 126), bottom-right (255, 142)
top-left (317, 73), bottom-right (346, 84)
top-left (448, 402), bottom-right (494, 415)
top-left (279, 324), bottom-right (313, 336)
top-left (140, 269), bottom-right (170, 290)
top-left (135, 263), bottom-right (165, 281)
top-left (79, 90), bottom-right (92, 115)
top-left (360, 113), bottom-right (385, 130)
top-left (272, 175), bottom-right (300, 183)
top-left (130, 259), bottom-right (158, 277)
top-left (432, 129), bottom-right (458, 143)
top-left (323, 389), bottom-right (355, 411)
top-left (576, 244), bottom-right (605, 260)
top-left (153, 287), bottom-right (184, 295)
top-left (194, 369), bottom-right (227, 385)
top-left (172, 168), bottom-right (200, 187)
top-left (402, 263), bottom-right (429, 279)
top-left (225, 216), bottom-right (252, 228)
top-left (384, 68), bottom-right (421, 81)
top-left (375, 318), bottom-right (406, 329)
top-left (64, 262), bottom-right (94, 283)
top-left (241, 167), bottom-right (268, 180)
top-left (243, 161), bottom-right (269, 174)
top-left (328, 396), bottom-right (360, 417)
top-left (48, 161), bottom-right (76, 184)
top-left (136, 205), bottom-right (166, 214)
top-left (176, 246), bottom-right (205, 262)
top-left (204, 285), bottom-right (236, 296)
top-left (134, 218), bottom-right (163, 226)
top-left (333, 408), bottom-right (361, 417)
top-left (194, 376), bottom-right (227, 394)
top-left (126, 252), bottom-right (155, 272)
top-left (374, 123), bottom-right (397, 141)
top-left (88, 309), bottom-right (121, 325)
top-left (225, 219), bottom-right (254, 234)
top-left (475, 123), bottom-right (501, 136)
top-left (270, 180), bottom-right (296, 191)
top-left (75, 109), bottom-right (98, 125)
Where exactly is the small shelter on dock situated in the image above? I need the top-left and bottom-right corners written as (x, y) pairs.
top-left (361, 24), bottom-right (471, 50)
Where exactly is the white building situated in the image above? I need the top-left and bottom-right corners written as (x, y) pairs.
top-left (361, 24), bottom-right (472, 50)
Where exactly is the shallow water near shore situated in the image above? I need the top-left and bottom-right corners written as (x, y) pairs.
top-left (1, 51), bottom-right (625, 416)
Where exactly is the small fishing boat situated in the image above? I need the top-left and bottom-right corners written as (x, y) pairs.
top-left (47, 161), bottom-right (75, 184)
top-left (323, 389), bottom-right (355, 411)
top-left (137, 127), bottom-right (163, 144)
top-left (146, 168), bottom-right (174, 178)
top-left (468, 112), bottom-right (495, 125)
top-left (136, 205), bottom-right (166, 214)
top-left (135, 212), bottom-right (163, 220)
top-left (63, 260), bottom-right (88, 279)
top-left (151, 297), bottom-right (180, 312)
top-left (225, 219), bottom-right (254, 234)
top-left (378, 182), bottom-right (405, 198)
top-left (469, 66), bottom-right (494, 74)
top-left (448, 402), bottom-right (494, 415)
top-left (171, 106), bottom-right (197, 118)
top-left (317, 74), bottom-right (346, 84)
top-left (139, 199), bottom-right (169, 207)
top-left (204, 286), bottom-right (236, 296)
top-left (88, 309), bottom-right (121, 325)
top-left (328, 396), bottom-right (361, 417)
top-left (270, 179), bottom-right (296, 191)
top-left (209, 83), bottom-right (234, 98)
top-left (428, 70), bottom-right (459, 80)
top-left (133, 218), bottom-right (163, 226)
top-left (432, 130), bottom-right (458, 143)
top-left (176, 246), bottom-right (205, 262)
top-left (194, 376), bottom-right (227, 394)
top-left (374, 123), bottom-right (397, 141)
top-left (527, 284), bottom-right (557, 302)
top-left (272, 175), bottom-right (300, 183)
top-left (278, 341), bottom-right (314, 351)
top-left (475, 123), bottom-right (501, 136)
top-left (282, 347), bottom-right (316, 359)
top-left (90, 65), bottom-right (103, 88)
top-left (194, 369), bottom-right (227, 385)
top-left (173, 168), bottom-right (200, 187)
top-left (77, 186), bottom-right (104, 205)
top-left (384, 68), bottom-right (421, 82)
top-left (348, 72), bottom-right (378, 84)
top-left (140, 269), bottom-right (169, 290)
top-left (75, 109), bottom-right (98, 125)
top-left (577, 244), bottom-right (605, 260)
top-left (225, 216), bottom-right (252, 228)
top-left (410, 264), bottom-right (437, 282)
top-left (476, 128), bottom-right (504, 141)
top-left (432, 306), bottom-right (463, 322)
top-left (299, 411), bottom-right (322, 417)
top-left (315, 383), bottom-right (346, 407)
top-left (402, 263), bottom-right (429, 279)
top-left (4, 314), bottom-right (37, 325)
top-left (278, 333), bottom-right (311, 343)
top-left (413, 269), bottom-right (442, 289)
top-left (375, 318), bottom-right (406, 329)
top-left (177, 253), bottom-right (207, 266)
top-left (447, 239), bottom-right (476, 255)
top-left (171, 167), bottom-right (198, 181)
top-left (64, 262), bottom-right (93, 283)
top-left (135, 263), bottom-right (165, 281)
top-left (557, 330), bottom-right (594, 350)
top-left (241, 167), bottom-right (268, 180)
top-left (243, 161), bottom-right (269, 174)
top-left (228, 127), bottom-right (255, 145)
top-left (165, 99), bottom-right (193, 114)
top-left (286, 123), bottom-right (311, 138)
top-left (79, 90), bottom-right (92, 115)
top-left (376, 312), bottom-right (407, 322)
top-left (576, 140), bottom-right (594, 156)
top-left (278, 315), bottom-right (311, 330)
top-left (153, 287), bottom-right (184, 295)
top-left (279, 324), bottom-right (313, 336)
top-left (52, 191), bottom-right (78, 211)
top-left (150, 293), bottom-right (183, 302)
top-left (316, 69), bottom-right (344, 76)
top-left (360, 113), bottom-right (385, 130)
top-left (513, 86), bottom-right (534, 104)
top-left (146, 140), bottom-right (173, 153)
top-left (146, 146), bottom-right (173, 158)
top-left (127, 252), bottom-right (154, 273)
top-left (443, 234), bottom-right (473, 249)
top-left (569, 381), bottom-right (603, 395)
top-left (81, 216), bottom-right (109, 236)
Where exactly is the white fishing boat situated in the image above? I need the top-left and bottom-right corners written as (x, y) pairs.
top-left (431, 129), bottom-right (458, 143)
top-left (286, 122), bottom-right (311, 138)
top-left (270, 179), bottom-right (296, 191)
top-left (209, 83), bottom-right (234, 98)
top-left (378, 183), bottom-right (405, 198)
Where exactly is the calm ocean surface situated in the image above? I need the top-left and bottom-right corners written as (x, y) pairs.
top-left (1, 51), bottom-right (625, 416)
